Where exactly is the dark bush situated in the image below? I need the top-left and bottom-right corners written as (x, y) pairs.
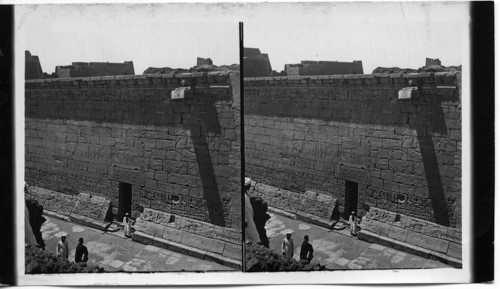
top-left (25, 245), bottom-right (104, 274)
top-left (246, 242), bottom-right (325, 272)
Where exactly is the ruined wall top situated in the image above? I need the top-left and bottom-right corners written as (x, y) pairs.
top-left (25, 50), bottom-right (44, 80)
top-left (243, 47), bottom-right (273, 77)
top-left (426, 58), bottom-right (442, 67)
top-left (244, 71), bottom-right (461, 87)
top-left (197, 57), bottom-right (213, 66)
top-left (285, 60), bottom-right (364, 76)
top-left (26, 71), bottom-right (238, 89)
top-left (55, 61), bottom-right (135, 78)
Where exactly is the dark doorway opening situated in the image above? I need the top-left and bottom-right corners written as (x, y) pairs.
top-left (118, 182), bottom-right (132, 219)
top-left (344, 181), bottom-right (358, 219)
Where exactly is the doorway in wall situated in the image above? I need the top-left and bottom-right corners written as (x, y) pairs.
top-left (118, 182), bottom-right (132, 219)
top-left (344, 181), bottom-right (358, 219)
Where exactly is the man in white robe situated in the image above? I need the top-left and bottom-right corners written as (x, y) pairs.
top-left (123, 213), bottom-right (132, 237)
top-left (349, 211), bottom-right (359, 236)
top-left (56, 235), bottom-right (69, 260)
top-left (244, 177), bottom-right (260, 243)
top-left (281, 233), bottom-right (294, 259)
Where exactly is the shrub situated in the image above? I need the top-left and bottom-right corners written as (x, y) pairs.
top-left (245, 242), bottom-right (325, 272)
top-left (25, 245), bottom-right (104, 274)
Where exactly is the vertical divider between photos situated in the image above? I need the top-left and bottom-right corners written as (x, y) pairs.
top-left (239, 21), bottom-right (246, 272)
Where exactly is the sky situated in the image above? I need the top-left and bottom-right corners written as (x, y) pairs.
top-left (17, 4), bottom-right (241, 74)
top-left (242, 2), bottom-right (469, 73)
top-left (17, 2), bottom-right (469, 75)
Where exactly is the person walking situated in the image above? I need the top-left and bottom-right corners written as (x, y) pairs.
top-left (299, 235), bottom-right (314, 264)
top-left (281, 233), bottom-right (294, 260)
top-left (75, 238), bottom-right (89, 264)
top-left (123, 213), bottom-right (133, 238)
top-left (349, 211), bottom-right (359, 236)
top-left (56, 235), bottom-right (69, 260)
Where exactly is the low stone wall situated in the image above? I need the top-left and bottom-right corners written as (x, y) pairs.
top-left (358, 207), bottom-right (462, 267)
top-left (248, 180), bottom-right (337, 228)
top-left (132, 208), bottom-right (241, 269)
top-left (26, 186), bottom-right (111, 230)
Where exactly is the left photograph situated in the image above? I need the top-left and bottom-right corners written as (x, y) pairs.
top-left (21, 4), bottom-right (241, 274)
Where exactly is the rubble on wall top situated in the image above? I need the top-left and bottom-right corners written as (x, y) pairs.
top-left (243, 71), bottom-right (461, 86)
top-left (25, 70), bottom-right (237, 88)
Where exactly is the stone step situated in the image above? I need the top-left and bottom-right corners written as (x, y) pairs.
top-left (132, 231), bottom-right (241, 270)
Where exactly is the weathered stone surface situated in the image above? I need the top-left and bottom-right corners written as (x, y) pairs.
top-left (296, 211), bottom-right (335, 229)
top-left (141, 208), bottom-right (180, 228)
top-left (244, 74), bottom-right (461, 228)
top-left (361, 219), bottom-right (390, 237)
top-left (406, 231), bottom-right (449, 254)
top-left (220, 228), bottom-right (242, 245)
top-left (271, 189), bottom-right (302, 213)
top-left (26, 72), bottom-right (241, 230)
top-left (180, 231), bottom-right (225, 255)
top-left (365, 207), bottom-right (398, 224)
top-left (134, 219), bottom-right (165, 238)
top-left (109, 166), bottom-right (145, 186)
top-left (297, 191), bottom-right (337, 220)
top-left (443, 227), bottom-right (462, 243)
top-left (222, 242), bottom-right (242, 260)
top-left (161, 225), bottom-right (184, 243)
top-left (131, 231), bottom-right (153, 245)
top-left (338, 166), bottom-right (370, 184)
top-left (73, 192), bottom-right (110, 221)
top-left (388, 225), bottom-right (409, 242)
top-left (447, 242), bottom-right (462, 260)
top-left (357, 230), bottom-right (380, 244)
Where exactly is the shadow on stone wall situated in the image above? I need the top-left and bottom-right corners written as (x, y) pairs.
top-left (245, 80), bottom-right (459, 227)
top-left (25, 199), bottom-right (46, 249)
top-left (26, 81), bottom-right (235, 227)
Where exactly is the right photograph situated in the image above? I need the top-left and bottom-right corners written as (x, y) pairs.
top-left (243, 2), bottom-right (466, 272)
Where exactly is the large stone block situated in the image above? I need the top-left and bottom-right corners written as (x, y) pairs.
top-left (365, 207), bottom-right (398, 223)
top-left (388, 225), bottom-right (409, 242)
top-left (131, 231), bottom-right (153, 245)
top-left (161, 225), bottom-right (184, 243)
top-left (134, 219), bottom-right (165, 238)
top-left (73, 192), bottom-right (110, 221)
top-left (180, 231), bottom-right (225, 255)
top-left (447, 242), bottom-right (462, 260)
top-left (297, 191), bottom-right (337, 220)
top-left (338, 165), bottom-right (370, 184)
top-left (406, 231), bottom-right (450, 254)
top-left (141, 208), bottom-right (180, 228)
top-left (361, 219), bottom-right (390, 237)
top-left (178, 217), bottom-right (223, 239)
top-left (357, 230), bottom-right (380, 244)
top-left (220, 227), bottom-right (242, 245)
top-left (222, 242), bottom-right (242, 260)
top-left (109, 166), bottom-right (145, 186)
top-left (272, 189), bottom-right (302, 213)
top-left (443, 227), bottom-right (462, 243)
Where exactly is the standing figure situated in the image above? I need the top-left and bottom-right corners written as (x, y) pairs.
top-left (281, 233), bottom-right (294, 260)
top-left (123, 213), bottom-right (132, 238)
top-left (349, 211), bottom-right (359, 236)
top-left (56, 235), bottom-right (69, 260)
top-left (75, 238), bottom-right (89, 264)
top-left (299, 235), bottom-right (314, 264)
top-left (244, 177), bottom-right (261, 244)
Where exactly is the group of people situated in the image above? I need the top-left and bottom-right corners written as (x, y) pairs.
top-left (54, 212), bottom-right (134, 265)
top-left (55, 235), bottom-right (89, 264)
top-left (281, 233), bottom-right (314, 264)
